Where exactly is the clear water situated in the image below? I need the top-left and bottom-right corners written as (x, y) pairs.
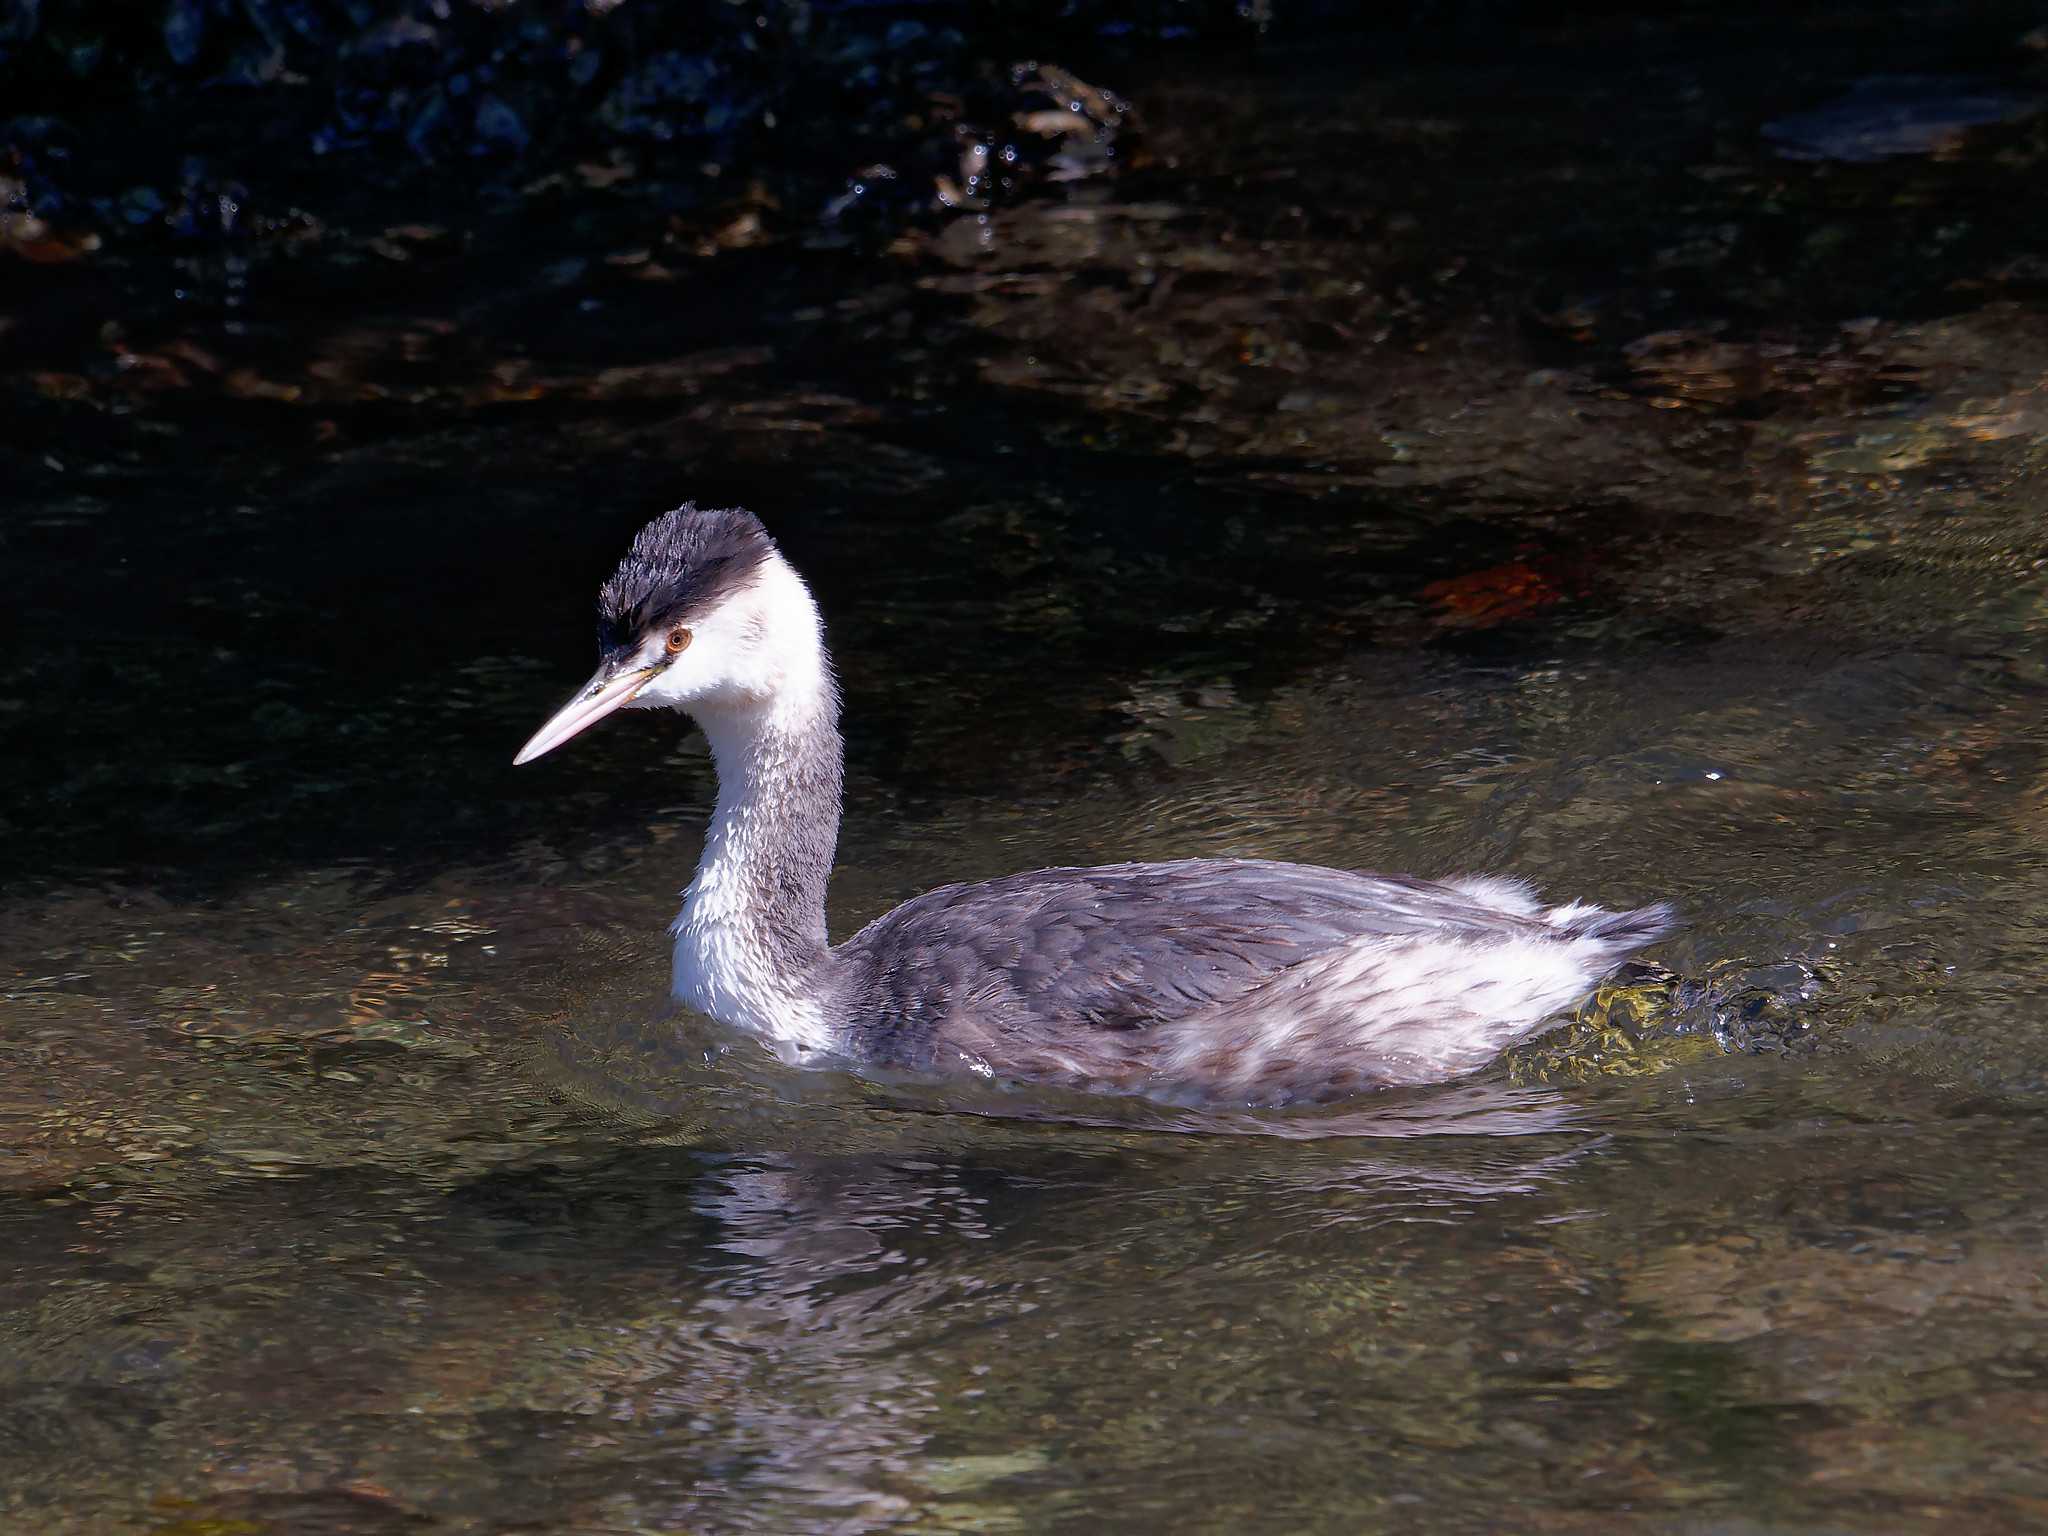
top-left (7, 15), bottom-right (2048, 1534)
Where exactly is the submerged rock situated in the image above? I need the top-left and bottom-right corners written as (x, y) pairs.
top-left (1764, 75), bottom-right (2043, 162)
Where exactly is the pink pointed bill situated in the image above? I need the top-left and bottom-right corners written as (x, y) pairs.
top-left (513, 664), bottom-right (655, 765)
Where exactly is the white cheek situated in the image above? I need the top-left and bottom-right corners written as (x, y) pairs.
top-left (661, 611), bottom-right (758, 704)
top-left (634, 647), bottom-right (712, 708)
top-left (617, 555), bottom-right (830, 718)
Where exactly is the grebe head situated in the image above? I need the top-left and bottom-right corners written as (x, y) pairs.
top-left (513, 504), bottom-right (825, 764)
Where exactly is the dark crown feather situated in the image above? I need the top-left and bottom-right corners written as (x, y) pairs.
top-left (597, 504), bottom-right (776, 651)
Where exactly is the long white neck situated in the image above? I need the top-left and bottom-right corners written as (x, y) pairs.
top-left (669, 565), bottom-right (844, 1058)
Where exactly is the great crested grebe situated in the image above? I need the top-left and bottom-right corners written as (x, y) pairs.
top-left (515, 505), bottom-right (1671, 1104)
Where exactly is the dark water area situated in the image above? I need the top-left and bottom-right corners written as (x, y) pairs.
top-left (7, 2), bottom-right (2048, 1532)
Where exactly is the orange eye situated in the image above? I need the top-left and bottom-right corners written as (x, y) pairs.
top-left (665, 626), bottom-right (691, 655)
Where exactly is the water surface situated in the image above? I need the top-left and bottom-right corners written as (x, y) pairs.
top-left (6, 10), bottom-right (2048, 1533)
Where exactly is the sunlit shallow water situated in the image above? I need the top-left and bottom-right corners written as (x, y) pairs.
top-left (8, 15), bottom-right (2048, 1534)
